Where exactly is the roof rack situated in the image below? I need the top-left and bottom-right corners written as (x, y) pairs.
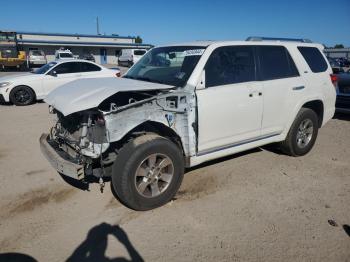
top-left (246, 36), bottom-right (312, 43)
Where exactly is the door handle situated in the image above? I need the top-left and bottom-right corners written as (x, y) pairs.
top-left (249, 92), bottom-right (262, 97)
top-left (293, 86), bottom-right (305, 91)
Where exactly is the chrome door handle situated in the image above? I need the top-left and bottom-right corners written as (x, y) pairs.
top-left (293, 86), bottom-right (305, 90)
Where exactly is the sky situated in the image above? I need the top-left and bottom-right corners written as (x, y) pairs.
top-left (1, 0), bottom-right (349, 47)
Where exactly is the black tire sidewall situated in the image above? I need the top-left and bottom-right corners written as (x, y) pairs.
top-left (10, 85), bottom-right (35, 106)
top-left (289, 109), bottom-right (318, 156)
top-left (112, 136), bottom-right (184, 211)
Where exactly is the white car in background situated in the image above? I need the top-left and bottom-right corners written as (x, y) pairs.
top-left (55, 49), bottom-right (74, 60)
top-left (27, 50), bottom-right (47, 68)
top-left (118, 49), bottom-right (147, 67)
top-left (0, 60), bottom-right (121, 105)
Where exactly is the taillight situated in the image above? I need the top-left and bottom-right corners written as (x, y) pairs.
top-left (330, 74), bottom-right (338, 88)
top-left (116, 72), bottom-right (121, 77)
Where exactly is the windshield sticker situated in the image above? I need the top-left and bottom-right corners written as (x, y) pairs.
top-left (184, 49), bottom-right (205, 56)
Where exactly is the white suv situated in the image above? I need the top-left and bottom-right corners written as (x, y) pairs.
top-left (118, 49), bottom-right (147, 67)
top-left (40, 37), bottom-right (336, 210)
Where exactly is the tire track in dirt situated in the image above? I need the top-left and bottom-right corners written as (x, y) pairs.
top-left (0, 186), bottom-right (76, 219)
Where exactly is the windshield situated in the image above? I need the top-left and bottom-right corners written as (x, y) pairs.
top-left (0, 47), bottom-right (18, 58)
top-left (30, 50), bottom-right (44, 56)
top-left (124, 46), bottom-right (205, 87)
top-left (33, 62), bottom-right (57, 74)
top-left (59, 53), bottom-right (73, 58)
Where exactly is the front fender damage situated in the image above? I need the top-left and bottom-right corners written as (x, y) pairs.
top-left (100, 90), bottom-right (197, 158)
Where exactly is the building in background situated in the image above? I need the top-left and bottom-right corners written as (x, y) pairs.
top-left (324, 48), bottom-right (350, 59)
top-left (14, 31), bottom-right (152, 64)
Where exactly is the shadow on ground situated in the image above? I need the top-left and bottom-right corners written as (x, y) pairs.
top-left (333, 112), bottom-right (350, 121)
top-left (0, 253), bottom-right (37, 262)
top-left (66, 222), bottom-right (144, 262)
top-left (343, 224), bottom-right (350, 237)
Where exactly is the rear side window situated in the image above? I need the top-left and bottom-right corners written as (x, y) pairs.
top-left (205, 46), bottom-right (256, 87)
top-left (298, 47), bottom-right (328, 73)
top-left (258, 46), bottom-right (299, 81)
top-left (81, 62), bottom-right (101, 72)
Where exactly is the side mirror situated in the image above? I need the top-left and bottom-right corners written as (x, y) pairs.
top-left (196, 70), bottom-right (206, 90)
top-left (50, 70), bottom-right (57, 77)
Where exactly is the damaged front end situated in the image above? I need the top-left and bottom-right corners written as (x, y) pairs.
top-left (40, 88), bottom-right (197, 184)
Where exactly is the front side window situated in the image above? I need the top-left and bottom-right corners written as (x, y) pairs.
top-left (52, 62), bottom-right (80, 74)
top-left (124, 46), bottom-right (204, 87)
top-left (258, 46), bottom-right (299, 81)
top-left (34, 62), bottom-right (57, 74)
top-left (298, 46), bottom-right (328, 73)
top-left (205, 46), bottom-right (256, 87)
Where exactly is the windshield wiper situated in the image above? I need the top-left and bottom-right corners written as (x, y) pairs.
top-left (135, 76), bottom-right (165, 84)
top-left (123, 75), bottom-right (135, 79)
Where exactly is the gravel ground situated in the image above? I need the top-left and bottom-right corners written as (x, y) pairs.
top-left (0, 71), bottom-right (349, 261)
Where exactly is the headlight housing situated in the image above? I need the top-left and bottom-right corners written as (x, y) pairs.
top-left (0, 82), bottom-right (11, 88)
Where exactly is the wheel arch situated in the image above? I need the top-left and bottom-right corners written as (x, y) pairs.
top-left (9, 84), bottom-right (37, 101)
top-left (301, 100), bottom-right (324, 128)
top-left (111, 120), bottom-right (186, 156)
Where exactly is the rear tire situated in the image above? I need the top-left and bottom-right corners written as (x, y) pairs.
top-left (279, 108), bottom-right (319, 156)
top-left (111, 134), bottom-right (184, 211)
top-left (9, 85), bottom-right (35, 106)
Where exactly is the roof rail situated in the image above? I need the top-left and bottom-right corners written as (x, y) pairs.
top-left (246, 36), bottom-right (312, 43)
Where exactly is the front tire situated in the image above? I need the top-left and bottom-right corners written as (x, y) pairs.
top-left (111, 134), bottom-right (184, 211)
top-left (279, 108), bottom-right (319, 156)
top-left (9, 85), bottom-right (35, 106)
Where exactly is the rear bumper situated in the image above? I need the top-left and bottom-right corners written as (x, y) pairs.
top-left (39, 133), bottom-right (84, 180)
top-left (29, 60), bottom-right (46, 65)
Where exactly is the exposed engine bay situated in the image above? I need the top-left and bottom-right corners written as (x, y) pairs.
top-left (47, 89), bottom-right (197, 182)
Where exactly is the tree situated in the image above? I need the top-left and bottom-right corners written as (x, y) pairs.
top-left (334, 44), bottom-right (344, 49)
top-left (135, 36), bottom-right (143, 44)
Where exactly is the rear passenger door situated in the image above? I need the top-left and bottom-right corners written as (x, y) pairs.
top-left (257, 45), bottom-right (304, 136)
top-left (196, 46), bottom-right (263, 154)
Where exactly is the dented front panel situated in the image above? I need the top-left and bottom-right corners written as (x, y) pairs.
top-left (101, 90), bottom-right (197, 158)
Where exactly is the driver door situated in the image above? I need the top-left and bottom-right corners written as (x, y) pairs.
top-left (196, 45), bottom-right (263, 154)
top-left (43, 62), bottom-right (82, 95)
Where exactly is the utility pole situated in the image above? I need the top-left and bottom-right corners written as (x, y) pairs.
top-left (96, 16), bottom-right (100, 35)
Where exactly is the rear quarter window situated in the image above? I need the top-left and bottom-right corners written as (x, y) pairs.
top-left (297, 47), bottom-right (328, 73)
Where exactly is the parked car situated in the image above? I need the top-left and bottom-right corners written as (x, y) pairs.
top-left (40, 38), bottom-right (336, 210)
top-left (0, 60), bottom-right (120, 105)
top-left (334, 71), bottom-right (350, 113)
top-left (55, 49), bottom-right (74, 60)
top-left (118, 49), bottom-right (147, 67)
top-left (79, 53), bottom-right (95, 62)
top-left (27, 50), bottom-right (47, 68)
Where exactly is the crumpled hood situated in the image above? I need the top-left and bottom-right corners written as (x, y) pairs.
top-left (44, 77), bottom-right (173, 116)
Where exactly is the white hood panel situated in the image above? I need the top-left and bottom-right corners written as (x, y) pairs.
top-left (44, 77), bottom-right (173, 116)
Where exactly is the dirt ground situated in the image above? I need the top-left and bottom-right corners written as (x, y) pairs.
top-left (0, 75), bottom-right (349, 261)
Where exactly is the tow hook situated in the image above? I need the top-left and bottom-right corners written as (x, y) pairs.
top-left (99, 177), bottom-right (105, 193)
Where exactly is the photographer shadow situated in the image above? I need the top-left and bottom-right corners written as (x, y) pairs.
top-left (66, 223), bottom-right (144, 262)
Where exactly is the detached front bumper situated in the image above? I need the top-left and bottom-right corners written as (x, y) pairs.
top-left (39, 133), bottom-right (85, 180)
